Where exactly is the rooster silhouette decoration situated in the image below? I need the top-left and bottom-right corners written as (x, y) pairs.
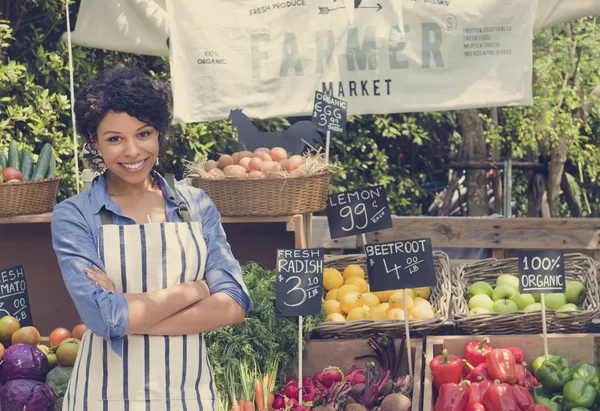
top-left (229, 108), bottom-right (325, 155)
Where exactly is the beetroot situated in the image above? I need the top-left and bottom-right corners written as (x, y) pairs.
top-left (302, 376), bottom-right (313, 387)
top-left (286, 398), bottom-right (299, 408)
top-left (283, 382), bottom-right (299, 400)
top-left (322, 366), bottom-right (344, 388)
top-left (346, 368), bottom-right (365, 385)
top-left (313, 370), bottom-right (324, 384)
top-left (286, 375), bottom-right (299, 384)
top-left (294, 406), bottom-right (311, 411)
top-left (272, 394), bottom-right (286, 409)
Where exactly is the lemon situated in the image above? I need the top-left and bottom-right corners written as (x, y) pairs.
top-left (344, 277), bottom-right (369, 293)
top-left (401, 289), bottom-right (416, 299)
top-left (322, 300), bottom-right (343, 316)
top-left (357, 292), bottom-right (380, 308)
top-left (413, 287), bottom-right (431, 300)
top-left (389, 292), bottom-right (415, 311)
top-left (346, 305), bottom-right (370, 322)
top-left (373, 290), bottom-right (395, 303)
top-left (336, 284), bottom-right (361, 301)
top-left (386, 308), bottom-right (406, 320)
top-left (410, 299), bottom-right (435, 319)
top-left (343, 264), bottom-right (365, 281)
top-left (325, 313), bottom-right (346, 322)
top-left (369, 303), bottom-right (390, 320)
top-left (339, 291), bottom-right (362, 314)
top-left (323, 268), bottom-right (344, 291)
top-left (325, 289), bottom-right (339, 301)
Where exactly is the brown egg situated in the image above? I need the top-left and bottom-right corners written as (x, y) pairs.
top-left (255, 152), bottom-right (272, 162)
top-left (205, 160), bottom-right (218, 171)
top-left (232, 152), bottom-right (240, 164)
top-left (286, 155), bottom-right (305, 171)
top-left (238, 157), bottom-right (252, 172)
top-left (249, 157), bottom-right (264, 171)
top-left (248, 170), bottom-right (263, 179)
top-left (218, 155), bottom-right (234, 169)
top-left (254, 147), bottom-right (270, 154)
top-left (238, 151), bottom-right (253, 160)
top-left (207, 168), bottom-right (225, 179)
top-left (269, 147), bottom-right (288, 162)
top-left (223, 165), bottom-right (247, 179)
top-left (287, 169), bottom-right (305, 178)
top-left (279, 159), bottom-right (290, 171)
top-left (261, 161), bottom-right (282, 173)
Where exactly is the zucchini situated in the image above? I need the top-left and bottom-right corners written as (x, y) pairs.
top-left (20, 149), bottom-right (33, 181)
top-left (31, 143), bottom-right (52, 181)
top-left (0, 151), bottom-right (6, 169)
top-left (7, 140), bottom-right (19, 170)
top-left (46, 148), bottom-right (56, 178)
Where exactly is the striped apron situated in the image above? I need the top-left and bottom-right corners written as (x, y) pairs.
top-left (63, 219), bottom-right (218, 411)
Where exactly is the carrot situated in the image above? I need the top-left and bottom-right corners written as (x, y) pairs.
top-left (242, 399), bottom-right (254, 411)
top-left (231, 406), bottom-right (241, 411)
top-left (255, 379), bottom-right (264, 410)
top-left (267, 392), bottom-right (275, 409)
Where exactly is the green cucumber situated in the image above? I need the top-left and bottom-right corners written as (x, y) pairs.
top-left (20, 149), bottom-right (33, 181)
top-left (46, 148), bottom-right (56, 178)
top-left (7, 140), bottom-right (19, 170)
top-left (32, 143), bottom-right (52, 181)
top-left (0, 151), bottom-right (6, 169)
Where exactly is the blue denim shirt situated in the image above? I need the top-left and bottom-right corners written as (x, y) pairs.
top-left (51, 172), bottom-right (253, 356)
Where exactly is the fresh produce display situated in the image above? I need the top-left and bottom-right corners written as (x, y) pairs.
top-left (322, 264), bottom-right (435, 322)
top-left (0, 140), bottom-right (57, 184)
top-left (187, 147), bottom-right (331, 180)
top-left (429, 336), bottom-right (600, 411)
top-left (466, 275), bottom-right (587, 316)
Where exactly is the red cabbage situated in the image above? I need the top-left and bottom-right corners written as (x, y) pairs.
top-left (0, 379), bottom-right (55, 411)
top-left (1, 343), bottom-right (49, 382)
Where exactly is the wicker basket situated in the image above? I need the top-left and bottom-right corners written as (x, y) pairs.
top-left (312, 251), bottom-right (452, 339)
top-left (191, 172), bottom-right (331, 217)
top-left (453, 253), bottom-right (600, 334)
top-left (0, 178), bottom-right (60, 217)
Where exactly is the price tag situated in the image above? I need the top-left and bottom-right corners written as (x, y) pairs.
top-left (365, 239), bottom-right (436, 292)
top-left (311, 91), bottom-right (347, 135)
top-left (0, 265), bottom-right (33, 326)
top-left (518, 251), bottom-right (565, 293)
top-left (326, 185), bottom-right (393, 239)
top-left (276, 249), bottom-right (324, 317)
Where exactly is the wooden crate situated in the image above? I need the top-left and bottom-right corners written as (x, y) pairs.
top-left (422, 334), bottom-right (600, 411)
top-left (305, 338), bottom-right (424, 410)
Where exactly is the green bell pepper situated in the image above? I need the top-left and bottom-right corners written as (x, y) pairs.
top-left (536, 356), bottom-right (571, 393)
top-left (533, 354), bottom-right (554, 374)
top-left (563, 379), bottom-right (597, 409)
top-left (572, 362), bottom-right (600, 386)
top-left (532, 387), bottom-right (564, 411)
top-left (570, 408), bottom-right (591, 411)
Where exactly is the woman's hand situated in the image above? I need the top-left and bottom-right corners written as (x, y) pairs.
top-left (86, 265), bottom-right (116, 292)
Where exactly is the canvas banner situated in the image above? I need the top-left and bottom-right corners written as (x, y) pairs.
top-left (165, 0), bottom-right (538, 122)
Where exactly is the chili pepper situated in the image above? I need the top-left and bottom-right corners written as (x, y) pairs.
top-left (571, 362), bottom-right (600, 386)
top-left (464, 360), bottom-right (492, 382)
top-left (464, 337), bottom-right (493, 368)
top-left (433, 380), bottom-right (471, 411)
top-left (482, 379), bottom-right (519, 411)
top-left (485, 348), bottom-right (517, 384)
top-left (535, 356), bottom-right (570, 393)
top-left (531, 387), bottom-right (563, 411)
top-left (513, 384), bottom-right (534, 410)
top-left (526, 405), bottom-right (553, 411)
top-left (563, 379), bottom-right (597, 409)
top-left (517, 363), bottom-right (528, 386)
top-left (430, 349), bottom-right (463, 390)
top-left (467, 380), bottom-right (493, 405)
top-left (504, 346), bottom-right (525, 364)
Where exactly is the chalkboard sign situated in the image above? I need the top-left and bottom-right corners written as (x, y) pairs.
top-left (276, 249), bottom-right (324, 317)
top-left (326, 185), bottom-right (393, 239)
top-left (518, 250), bottom-right (565, 293)
top-left (365, 239), bottom-right (436, 292)
top-left (311, 91), bottom-right (347, 135)
top-left (0, 265), bottom-right (33, 326)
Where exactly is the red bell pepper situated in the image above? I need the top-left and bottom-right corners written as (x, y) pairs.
top-left (482, 380), bottom-right (519, 411)
top-left (516, 363), bottom-right (527, 386)
top-left (433, 381), bottom-right (471, 411)
top-left (464, 337), bottom-right (493, 367)
top-left (526, 405), bottom-right (552, 411)
top-left (467, 380), bottom-right (493, 405)
top-left (464, 360), bottom-right (492, 382)
top-left (504, 346), bottom-right (524, 364)
top-left (485, 348), bottom-right (517, 384)
top-left (523, 370), bottom-right (541, 391)
top-left (430, 349), bottom-right (463, 390)
top-left (465, 404), bottom-right (487, 411)
top-left (513, 385), bottom-right (534, 410)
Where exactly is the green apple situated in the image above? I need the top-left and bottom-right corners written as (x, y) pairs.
top-left (565, 280), bottom-right (586, 305)
top-left (523, 303), bottom-right (542, 312)
top-left (544, 293), bottom-right (567, 310)
top-left (510, 293), bottom-right (536, 310)
top-left (468, 281), bottom-right (494, 298)
top-left (468, 307), bottom-right (491, 316)
top-left (556, 303), bottom-right (579, 317)
top-left (496, 274), bottom-right (521, 290)
top-left (492, 285), bottom-right (518, 302)
top-left (468, 294), bottom-right (494, 311)
top-left (492, 299), bottom-right (519, 313)
top-left (532, 294), bottom-right (541, 302)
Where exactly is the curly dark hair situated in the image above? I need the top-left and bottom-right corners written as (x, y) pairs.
top-left (74, 67), bottom-right (172, 173)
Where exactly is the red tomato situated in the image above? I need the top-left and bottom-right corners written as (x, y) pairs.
top-left (1, 167), bottom-right (22, 182)
top-left (11, 326), bottom-right (41, 346)
top-left (49, 327), bottom-right (72, 347)
top-left (71, 323), bottom-right (89, 340)
top-left (56, 338), bottom-right (81, 367)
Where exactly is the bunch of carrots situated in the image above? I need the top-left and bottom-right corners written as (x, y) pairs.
top-left (225, 355), bottom-right (279, 411)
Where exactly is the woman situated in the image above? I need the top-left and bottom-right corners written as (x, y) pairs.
top-left (51, 67), bottom-right (252, 411)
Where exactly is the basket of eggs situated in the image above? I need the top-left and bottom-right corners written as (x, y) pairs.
top-left (186, 147), bottom-right (333, 217)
